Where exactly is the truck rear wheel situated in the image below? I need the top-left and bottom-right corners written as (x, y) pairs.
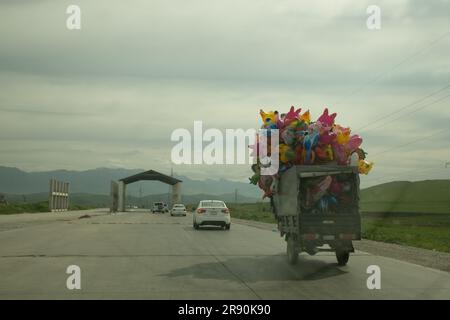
top-left (336, 251), bottom-right (350, 266)
top-left (287, 236), bottom-right (299, 265)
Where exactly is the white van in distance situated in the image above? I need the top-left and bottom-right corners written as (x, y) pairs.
top-left (171, 204), bottom-right (187, 216)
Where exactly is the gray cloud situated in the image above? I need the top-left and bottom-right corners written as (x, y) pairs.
top-left (0, 0), bottom-right (449, 186)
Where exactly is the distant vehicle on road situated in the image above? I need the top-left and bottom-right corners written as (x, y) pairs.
top-left (152, 202), bottom-right (168, 213)
top-left (171, 204), bottom-right (187, 216)
top-left (193, 200), bottom-right (230, 230)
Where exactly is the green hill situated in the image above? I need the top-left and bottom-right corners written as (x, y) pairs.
top-left (361, 180), bottom-right (450, 214)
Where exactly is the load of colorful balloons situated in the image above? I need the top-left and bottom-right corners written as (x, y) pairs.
top-left (249, 106), bottom-right (374, 201)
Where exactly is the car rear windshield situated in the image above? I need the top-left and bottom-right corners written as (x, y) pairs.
top-left (200, 201), bottom-right (225, 208)
top-left (174, 205), bottom-right (184, 208)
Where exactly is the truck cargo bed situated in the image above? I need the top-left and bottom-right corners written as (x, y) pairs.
top-left (272, 165), bottom-right (362, 265)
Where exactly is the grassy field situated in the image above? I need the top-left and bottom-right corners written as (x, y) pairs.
top-left (360, 201), bottom-right (450, 214)
top-left (360, 180), bottom-right (450, 214)
top-left (227, 203), bottom-right (276, 224)
top-left (226, 203), bottom-right (450, 253)
top-left (362, 213), bottom-right (450, 252)
top-left (0, 201), bottom-right (50, 215)
top-left (0, 202), bottom-right (91, 215)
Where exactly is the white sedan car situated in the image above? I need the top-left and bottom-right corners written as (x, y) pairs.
top-left (193, 200), bottom-right (231, 230)
top-left (171, 204), bottom-right (187, 216)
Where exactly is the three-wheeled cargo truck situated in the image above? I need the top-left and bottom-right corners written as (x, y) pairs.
top-left (272, 165), bottom-right (361, 265)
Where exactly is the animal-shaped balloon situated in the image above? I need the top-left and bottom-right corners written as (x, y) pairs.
top-left (260, 109), bottom-right (279, 129)
top-left (249, 164), bottom-right (261, 185)
top-left (345, 135), bottom-right (363, 154)
top-left (291, 119), bottom-right (309, 138)
top-left (334, 125), bottom-right (351, 145)
top-left (281, 127), bottom-right (296, 145)
top-left (315, 146), bottom-right (327, 160)
top-left (309, 121), bottom-right (325, 135)
top-left (318, 195), bottom-right (338, 213)
top-left (329, 178), bottom-right (343, 196)
top-left (299, 110), bottom-right (311, 124)
top-left (311, 175), bottom-right (332, 202)
top-left (317, 108), bottom-right (337, 128)
top-left (279, 143), bottom-right (295, 163)
top-left (302, 131), bottom-right (319, 164)
top-left (258, 175), bottom-right (278, 199)
top-left (260, 109), bottom-right (277, 124)
top-left (283, 106), bottom-right (302, 127)
top-left (359, 160), bottom-right (374, 175)
top-left (318, 197), bottom-right (329, 213)
top-left (332, 142), bottom-right (348, 165)
top-left (258, 175), bottom-right (271, 198)
top-left (324, 145), bottom-right (334, 160)
top-left (319, 130), bottom-right (337, 146)
top-left (315, 145), bottom-right (334, 161)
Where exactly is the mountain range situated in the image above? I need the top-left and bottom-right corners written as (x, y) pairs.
top-left (2, 166), bottom-right (449, 214)
top-left (0, 166), bottom-right (261, 198)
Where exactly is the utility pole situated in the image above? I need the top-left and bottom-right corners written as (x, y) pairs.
top-left (235, 189), bottom-right (238, 205)
top-left (168, 167), bottom-right (173, 207)
top-left (139, 186), bottom-right (142, 208)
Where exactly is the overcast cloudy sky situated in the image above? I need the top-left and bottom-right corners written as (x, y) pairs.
top-left (0, 0), bottom-right (449, 187)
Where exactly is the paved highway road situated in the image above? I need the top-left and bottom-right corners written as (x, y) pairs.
top-left (0, 209), bottom-right (449, 299)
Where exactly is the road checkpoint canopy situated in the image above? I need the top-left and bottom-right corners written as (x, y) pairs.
top-left (111, 170), bottom-right (182, 212)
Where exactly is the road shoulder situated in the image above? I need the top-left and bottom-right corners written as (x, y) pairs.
top-left (232, 217), bottom-right (450, 273)
top-left (0, 209), bottom-right (109, 232)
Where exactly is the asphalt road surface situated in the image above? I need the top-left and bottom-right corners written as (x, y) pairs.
top-left (0, 209), bottom-right (449, 299)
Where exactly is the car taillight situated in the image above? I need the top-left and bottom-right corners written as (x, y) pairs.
top-left (197, 208), bottom-right (206, 214)
top-left (339, 233), bottom-right (356, 240)
top-left (222, 208), bottom-right (229, 214)
top-left (303, 233), bottom-right (319, 240)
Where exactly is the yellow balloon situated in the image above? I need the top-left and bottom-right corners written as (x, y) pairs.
top-left (335, 125), bottom-right (351, 145)
top-left (358, 160), bottom-right (374, 175)
top-left (299, 110), bottom-right (311, 124)
top-left (260, 109), bottom-right (278, 124)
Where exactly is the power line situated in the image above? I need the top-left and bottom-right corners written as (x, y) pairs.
top-left (360, 92), bottom-right (450, 133)
top-left (355, 84), bottom-right (450, 132)
top-left (369, 155), bottom-right (446, 164)
top-left (335, 30), bottom-right (450, 105)
top-left (371, 127), bottom-right (450, 158)
top-left (371, 164), bottom-right (446, 179)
